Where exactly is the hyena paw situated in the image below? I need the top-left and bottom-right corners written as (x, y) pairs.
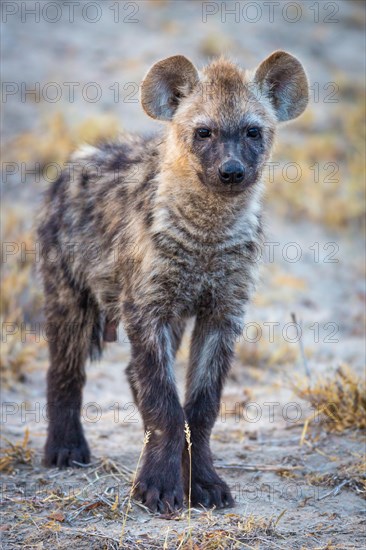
top-left (134, 464), bottom-right (184, 514)
top-left (189, 470), bottom-right (234, 509)
top-left (44, 428), bottom-right (90, 468)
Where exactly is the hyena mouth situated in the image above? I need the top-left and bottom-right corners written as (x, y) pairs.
top-left (197, 170), bottom-right (250, 196)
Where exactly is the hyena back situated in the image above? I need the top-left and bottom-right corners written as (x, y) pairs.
top-left (38, 52), bottom-right (308, 512)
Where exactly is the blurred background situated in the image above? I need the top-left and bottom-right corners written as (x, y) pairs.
top-left (1, 1), bottom-right (365, 547)
top-left (2, 0), bottom-right (365, 383)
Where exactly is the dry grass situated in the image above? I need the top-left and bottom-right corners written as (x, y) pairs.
top-left (292, 364), bottom-right (366, 436)
top-left (184, 422), bottom-right (193, 548)
top-left (0, 209), bottom-right (44, 383)
top-left (236, 333), bottom-right (299, 370)
top-left (2, 432), bottom-right (287, 549)
top-left (306, 455), bottom-right (366, 498)
top-left (2, 112), bottom-right (120, 169)
top-left (0, 428), bottom-right (34, 473)
top-left (1, 434), bottom-right (362, 547)
top-left (0, 511), bottom-right (285, 550)
top-left (172, 511), bottom-right (284, 549)
top-left (120, 430), bottom-right (151, 546)
top-left (267, 83), bottom-right (365, 228)
top-left (0, 332), bottom-right (39, 384)
top-left (1, 455), bottom-right (133, 531)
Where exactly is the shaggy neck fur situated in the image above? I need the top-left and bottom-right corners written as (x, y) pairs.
top-left (154, 128), bottom-right (264, 244)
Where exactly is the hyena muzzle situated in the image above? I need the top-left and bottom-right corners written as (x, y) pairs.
top-left (38, 51), bottom-right (308, 512)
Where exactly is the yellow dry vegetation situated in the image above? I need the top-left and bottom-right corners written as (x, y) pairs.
top-left (236, 331), bottom-right (299, 370)
top-left (267, 84), bottom-right (365, 228)
top-left (293, 364), bottom-right (366, 433)
top-left (2, 112), bottom-right (120, 167)
top-left (0, 428), bottom-right (34, 473)
top-left (1, 210), bottom-right (42, 383)
top-left (172, 511), bottom-right (284, 549)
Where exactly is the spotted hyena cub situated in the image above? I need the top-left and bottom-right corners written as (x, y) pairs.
top-left (38, 51), bottom-right (308, 512)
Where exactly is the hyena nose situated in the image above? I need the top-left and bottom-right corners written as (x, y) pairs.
top-left (218, 160), bottom-right (245, 184)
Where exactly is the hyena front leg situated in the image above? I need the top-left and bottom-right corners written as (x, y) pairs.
top-left (43, 277), bottom-right (99, 468)
top-left (125, 317), bottom-right (186, 513)
top-left (183, 314), bottom-right (241, 508)
top-left (125, 319), bottom-right (186, 407)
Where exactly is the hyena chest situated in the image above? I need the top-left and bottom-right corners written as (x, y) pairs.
top-left (138, 240), bottom-right (245, 316)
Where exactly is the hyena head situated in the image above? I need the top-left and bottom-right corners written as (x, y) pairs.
top-left (141, 51), bottom-right (308, 195)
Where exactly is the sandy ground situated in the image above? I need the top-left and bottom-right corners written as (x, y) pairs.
top-left (1, 1), bottom-right (365, 548)
top-left (1, 212), bottom-right (365, 548)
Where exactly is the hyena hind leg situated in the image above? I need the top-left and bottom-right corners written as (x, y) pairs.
top-left (43, 277), bottom-right (102, 468)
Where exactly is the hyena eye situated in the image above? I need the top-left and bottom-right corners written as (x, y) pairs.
top-left (196, 128), bottom-right (212, 139)
top-left (246, 127), bottom-right (261, 139)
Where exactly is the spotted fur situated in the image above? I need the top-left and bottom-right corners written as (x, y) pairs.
top-left (38, 52), bottom-right (308, 512)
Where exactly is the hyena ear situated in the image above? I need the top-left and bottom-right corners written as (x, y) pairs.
top-left (254, 51), bottom-right (309, 122)
top-left (141, 55), bottom-right (199, 121)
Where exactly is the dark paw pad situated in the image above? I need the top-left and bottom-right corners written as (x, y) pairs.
top-left (44, 432), bottom-right (90, 468)
top-left (134, 470), bottom-right (183, 514)
top-left (190, 473), bottom-right (234, 509)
